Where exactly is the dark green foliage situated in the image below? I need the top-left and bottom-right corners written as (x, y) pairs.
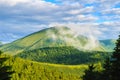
top-left (82, 64), bottom-right (95, 80)
top-left (82, 38), bottom-right (117, 80)
top-left (3, 56), bottom-right (86, 80)
top-left (0, 51), bottom-right (14, 80)
top-left (97, 35), bottom-right (120, 80)
top-left (102, 57), bottom-right (112, 80)
top-left (82, 64), bottom-right (101, 80)
top-left (110, 35), bottom-right (120, 80)
top-left (15, 47), bottom-right (111, 65)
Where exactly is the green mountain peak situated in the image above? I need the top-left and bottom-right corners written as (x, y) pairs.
top-left (0, 26), bottom-right (107, 55)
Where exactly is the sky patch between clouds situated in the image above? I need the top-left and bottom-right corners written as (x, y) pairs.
top-left (0, 0), bottom-right (120, 43)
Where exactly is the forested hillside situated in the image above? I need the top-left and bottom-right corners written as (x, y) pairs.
top-left (3, 55), bottom-right (88, 80)
top-left (16, 47), bottom-right (112, 65)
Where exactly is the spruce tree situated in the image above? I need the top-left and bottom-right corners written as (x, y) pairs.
top-left (82, 64), bottom-right (100, 80)
top-left (0, 50), bottom-right (14, 80)
top-left (102, 57), bottom-right (112, 80)
top-left (110, 35), bottom-right (120, 80)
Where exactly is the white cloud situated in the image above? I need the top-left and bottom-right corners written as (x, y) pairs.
top-left (49, 22), bottom-right (102, 38)
top-left (0, 0), bottom-right (30, 6)
top-left (0, 0), bottom-right (119, 43)
top-left (0, 0), bottom-right (97, 24)
top-left (68, 6), bottom-right (94, 15)
top-left (102, 8), bottom-right (120, 15)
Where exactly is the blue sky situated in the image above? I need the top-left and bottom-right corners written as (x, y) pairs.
top-left (0, 0), bottom-right (120, 43)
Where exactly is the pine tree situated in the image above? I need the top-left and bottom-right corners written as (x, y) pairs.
top-left (110, 35), bottom-right (120, 80)
top-left (82, 64), bottom-right (100, 80)
top-left (0, 50), bottom-right (14, 80)
top-left (102, 57), bottom-right (112, 80)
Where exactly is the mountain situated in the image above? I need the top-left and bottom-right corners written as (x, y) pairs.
top-left (0, 26), bottom-right (106, 55)
top-left (100, 39), bottom-right (116, 52)
top-left (0, 41), bottom-right (2, 45)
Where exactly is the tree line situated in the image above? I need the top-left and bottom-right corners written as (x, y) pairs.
top-left (16, 47), bottom-right (111, 65)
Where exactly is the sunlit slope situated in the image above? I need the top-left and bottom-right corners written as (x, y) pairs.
top-left (0, 27), bottom-right (105, 55)
top-left (4, 56), bottom-right (87, 80)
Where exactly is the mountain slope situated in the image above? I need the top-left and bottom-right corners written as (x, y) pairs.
top-left (100, 39), bottom-right (116, 52)
top-left (0, 26), bottom-right (105, 55)
top-left (16, 46), bottom-right (111, 65)
top-left (3, 55), bottom-right (87, 80)
top-left (0, 41), bottom-right (2, 45)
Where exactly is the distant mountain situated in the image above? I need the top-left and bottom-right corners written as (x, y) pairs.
top-left (0, 26), bottom-right (107, 55)
top-left (100, 39), bottom-right (116, 52)
top-left (0, 41), bottom-right (2, 45)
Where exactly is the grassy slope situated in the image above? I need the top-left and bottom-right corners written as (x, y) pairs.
top-left (0, 27), bottom-right (106, 55)
top-left (4, 56), bottom-right (88, 80)
top-left (0, 28), bottom-right (51, 54)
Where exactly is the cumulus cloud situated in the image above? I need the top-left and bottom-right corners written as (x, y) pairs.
top-left (0, 0), bottom-right (119, 42)
top-left (102, 8), bottom-right (120, 14)
top-left (0, 0), bottom-right (97, 24)
top-left (0, 0), bottom-right (29, 6)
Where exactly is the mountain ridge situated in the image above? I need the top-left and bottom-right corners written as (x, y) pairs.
top-left (100, 39), bottom-right (116, 52)
top-left (0, 26), bottom-right (113, 55)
